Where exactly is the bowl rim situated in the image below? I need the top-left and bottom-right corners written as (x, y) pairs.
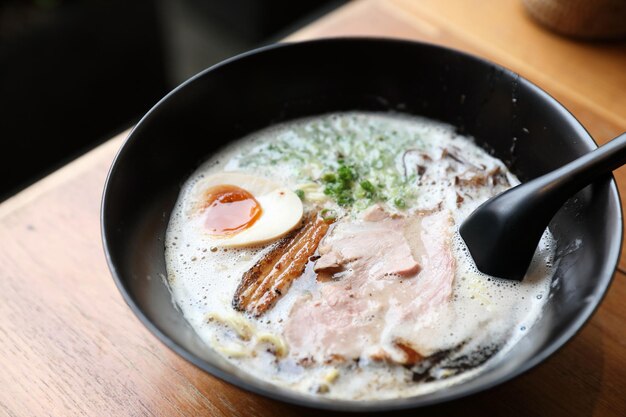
top-left (101, 36), bottom-right (623, 412)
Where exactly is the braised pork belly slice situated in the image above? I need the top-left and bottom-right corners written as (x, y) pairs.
top-left (233, 211), bottom-right (333, 317)
top-left (285, 210), bottom-right (455, 366)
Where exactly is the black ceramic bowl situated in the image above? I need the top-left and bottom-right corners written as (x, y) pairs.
top-left (101, 38), bottom-right (621, 411)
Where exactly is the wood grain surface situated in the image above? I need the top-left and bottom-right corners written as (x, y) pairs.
top-left (1, 1), bottom-right (625, 416)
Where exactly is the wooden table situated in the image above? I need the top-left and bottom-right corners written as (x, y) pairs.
top-left (1, 1), bottom-right (625, 415)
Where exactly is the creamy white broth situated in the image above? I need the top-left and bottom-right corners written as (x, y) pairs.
top-left (165, 112), bottom-right (554, 400)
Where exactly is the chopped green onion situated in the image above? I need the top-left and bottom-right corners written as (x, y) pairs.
top-left (236, 115), bottom-right (422, 211)
top-left (359, 180), bottom-right (375, 193)
top-left (321, 173), bottom-right (337, 183)
top-left (320, 208), bottom-right (337, 220)
top-left (337, 164), bottom-right (356, 182)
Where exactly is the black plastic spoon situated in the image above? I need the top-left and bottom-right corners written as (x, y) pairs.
top-left (460, 132), bottom-right (626, 281)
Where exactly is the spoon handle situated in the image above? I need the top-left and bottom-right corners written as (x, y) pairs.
top-left (546, 132), bottom-right (626, 198)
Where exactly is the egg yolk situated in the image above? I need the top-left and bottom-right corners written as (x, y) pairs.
top-left (201, 185), bottom-right (262, 236)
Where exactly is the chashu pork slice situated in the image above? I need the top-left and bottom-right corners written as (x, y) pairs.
top-left (314, 210), bottom-right (421, 279)
top-left (284, 209), bottom-right (455, 365)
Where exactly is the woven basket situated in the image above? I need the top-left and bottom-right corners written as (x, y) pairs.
top-left (523, 0), bottom-right (626, 40)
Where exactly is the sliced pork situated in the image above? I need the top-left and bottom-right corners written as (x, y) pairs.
top-left (285, 210), bottom-right (455, 365)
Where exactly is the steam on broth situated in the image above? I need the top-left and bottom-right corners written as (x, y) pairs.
top-left (165, 112), bottom-right (555, 400)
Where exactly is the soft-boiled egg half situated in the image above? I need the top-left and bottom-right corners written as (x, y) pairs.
top-left (187, 172), bottom-right (303, 247)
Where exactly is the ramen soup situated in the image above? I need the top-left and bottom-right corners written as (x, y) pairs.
top-left (165, 112), bottom-right (555, 400)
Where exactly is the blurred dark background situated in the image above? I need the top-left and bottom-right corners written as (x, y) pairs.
top-left (0, 0), bottom-right (346, 201)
